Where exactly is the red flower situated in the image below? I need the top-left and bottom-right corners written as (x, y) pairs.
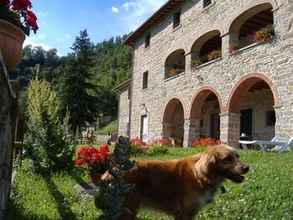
top-left (11, 0), bottom-right (31, 10)
top-left (74, 144), bottom-right (110, 169)
top-left (192, 138), bottom-right (222, 148)
top-left (130, 138), bottom-right (146, 147)
top-left (75, 159), bottom-right (85, 167)
top-left (25, 10), bottom-right (38, 33)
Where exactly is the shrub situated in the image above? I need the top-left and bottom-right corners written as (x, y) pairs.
top-left (207, 50), bottom-right (221, 61)
top-left (191, 59), bottom-right (203, 68)
top-left (255, 25), bottom-right (274, 43)
top-left (147, 145), bottom-right (169, 156)
top-left (130, 138), bottom-right (148, 156)
top-left (150, 138), bottom-right (172, 147)
top-left (74, 144), bottom-right (110, 182)
top-left (192, 138), bottom-right (222, 148)
top-left (25, 80), bottom-right (74, 173)
top-left (129, 138), bottom-right (170, 156)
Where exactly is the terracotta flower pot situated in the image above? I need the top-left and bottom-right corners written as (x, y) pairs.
top-left (0, 19), bottom-right (25, 72)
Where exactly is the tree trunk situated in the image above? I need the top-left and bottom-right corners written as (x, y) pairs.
top-left (0, 55), bottom-right (15, 220)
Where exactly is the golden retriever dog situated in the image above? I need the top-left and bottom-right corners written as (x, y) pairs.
top-left (118, 144), bottom-right (249, 220)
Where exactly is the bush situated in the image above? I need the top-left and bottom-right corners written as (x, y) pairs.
top-left (192, 138), bottom-right (222, 148)
top-left (130, 138), bottom-right (148, 156)
top-left (129, 138), bottom-right (170, 156)
top-left (147, 145), bottom-right (169, 156)
top-left (150, 138), bottom-right (172, 147)
top-left (25, 80), bottom-right (74, 173)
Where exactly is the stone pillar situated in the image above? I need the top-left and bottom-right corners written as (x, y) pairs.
top-left (185, 53), bottom-right (192, 74)
top-left (221, 33), bottom-right (231, 58)
top-left (220, 112), bottom-right (241, 148)
top-left (183, 119), bottom-right (200, 148)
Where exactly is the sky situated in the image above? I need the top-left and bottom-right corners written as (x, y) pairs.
top-left (26, 0), bottom-right (168, 56)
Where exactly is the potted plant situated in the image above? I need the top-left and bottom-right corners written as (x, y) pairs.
top-left (0, 0), bottom-right (38, 71)
top-left (191, 59), bottom-right (202, 68)
top-left (229, 43), bottom-right (240, 55)
top-left (207, 50), bottom-right (221, 61)
top-left (255, 25), bottom-right (274, 43)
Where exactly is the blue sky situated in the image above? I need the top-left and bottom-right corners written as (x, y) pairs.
top-left (26, 0), bottom-right (167, 56)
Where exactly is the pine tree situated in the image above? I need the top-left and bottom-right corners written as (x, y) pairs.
top-left (59, 30), bottom-right (99, 133)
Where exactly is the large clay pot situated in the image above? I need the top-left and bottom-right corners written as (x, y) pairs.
top-left (0, 19), bottom-right (25, 72)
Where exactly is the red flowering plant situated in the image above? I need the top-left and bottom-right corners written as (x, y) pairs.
top-left (192, 138), bottom-right (222, 148)
top-left (75, 144), bottom-right (111, 182)
top-left (150, 138), bottom-right (172, 147)
top-left (130, 137), bottom-right (148, 155)
top-left (0, 0), bottom-right (38, 35)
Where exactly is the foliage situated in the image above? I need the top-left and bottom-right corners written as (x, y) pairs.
top-left (130, 138), bottom-right (170, 156)
top-left (96, 120), bottom-right (118, 135)
top-left (191, 59), bottom-right (203, 68)
top-left (150, 138), bottom-right (172, 147)
top-left (146, 145), bottom-right (169, 156)
top-left (255, 25), bottom-right (274, 43)
top-left (58, 30), bottom-right (99, 133)
top-left (192, 138), bottom-right (222, 148)
top-left (0, 0), bottom-right (38, 35)
top-left (9, 149), bottom-right (293, 219)
top-left (130, 138), bottom-right (148, 156)
top-left (207, 49), bottom-right (222, 61)
top-left (14, 33), bottom-right (132, 123)
top-left (13, 46), bottom-right (62, 85)
top-left (25, 80), bottom-right (74, 173)
top-left (74, 144), bottom-right (110, 178)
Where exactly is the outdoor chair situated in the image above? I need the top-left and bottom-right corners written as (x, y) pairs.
top-left (239, 136), bottom-right (293, 152)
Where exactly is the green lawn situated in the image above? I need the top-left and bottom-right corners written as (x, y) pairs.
top-left (8, 148), bottom-right (293, 220)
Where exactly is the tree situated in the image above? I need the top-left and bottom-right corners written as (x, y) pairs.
top-left (26, 80), bottom-right (73, 173)
top-left (58, 30), bottom-right (99, 133)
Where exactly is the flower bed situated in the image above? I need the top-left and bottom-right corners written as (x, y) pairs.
top-left (75, 144), bottom-right (110, 182)
top-left (192, 138), bottom-right (222, 148)
top-left (130, 137), bottom-right (171, 156)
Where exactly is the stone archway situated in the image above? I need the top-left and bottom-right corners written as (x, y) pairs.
top-left (162, 98), bottom-right (185, 147)
top-left (225, 74), bottom-right (278, 146)
top-left (229, 3), bottom-right (274, 49)
top-left (187, 87), bottom-right (223, 145)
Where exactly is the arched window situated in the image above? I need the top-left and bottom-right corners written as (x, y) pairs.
top-left (165, 49), bottom-right (186, 79)
top-left (191, 30), bottom-right (222, 67)
top-left (229, 3), bottom-right (274, 51)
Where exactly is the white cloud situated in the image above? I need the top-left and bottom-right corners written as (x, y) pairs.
top-left (24, 39), bottom-right (53, 51)
top-left (111, 6), bottom-right (119, 14)
top-left (115, 0), bottom-right (168, 31)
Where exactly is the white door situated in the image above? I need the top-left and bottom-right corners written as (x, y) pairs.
top-left (141, 115), bottom-right (148, 142)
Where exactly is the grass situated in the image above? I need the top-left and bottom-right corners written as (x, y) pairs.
top-left (8, 148), bottom-right (293, 220)
top-left (96, 120), bottom-right (118, 135)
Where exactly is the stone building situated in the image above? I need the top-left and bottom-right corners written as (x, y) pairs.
top-left (117, 0), bottom-right (293, 147)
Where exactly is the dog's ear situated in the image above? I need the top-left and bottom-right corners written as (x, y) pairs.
top-left (206, 150), bottom-right (219, 171)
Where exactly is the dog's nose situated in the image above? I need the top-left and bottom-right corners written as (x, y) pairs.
top-left (242, 165), bottom-right (249, 173)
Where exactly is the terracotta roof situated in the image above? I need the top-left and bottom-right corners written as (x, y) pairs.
top-left (124, 0), bottom-right (186, 46)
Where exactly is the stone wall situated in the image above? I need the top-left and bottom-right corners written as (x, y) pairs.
top-left (118, 87), bottom-right (130, 137)
top-left (120, 0), bottom-right (293, 146)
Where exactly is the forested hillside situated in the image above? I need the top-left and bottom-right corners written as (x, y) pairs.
top-left (14, 31), bottom-right (132, 128)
